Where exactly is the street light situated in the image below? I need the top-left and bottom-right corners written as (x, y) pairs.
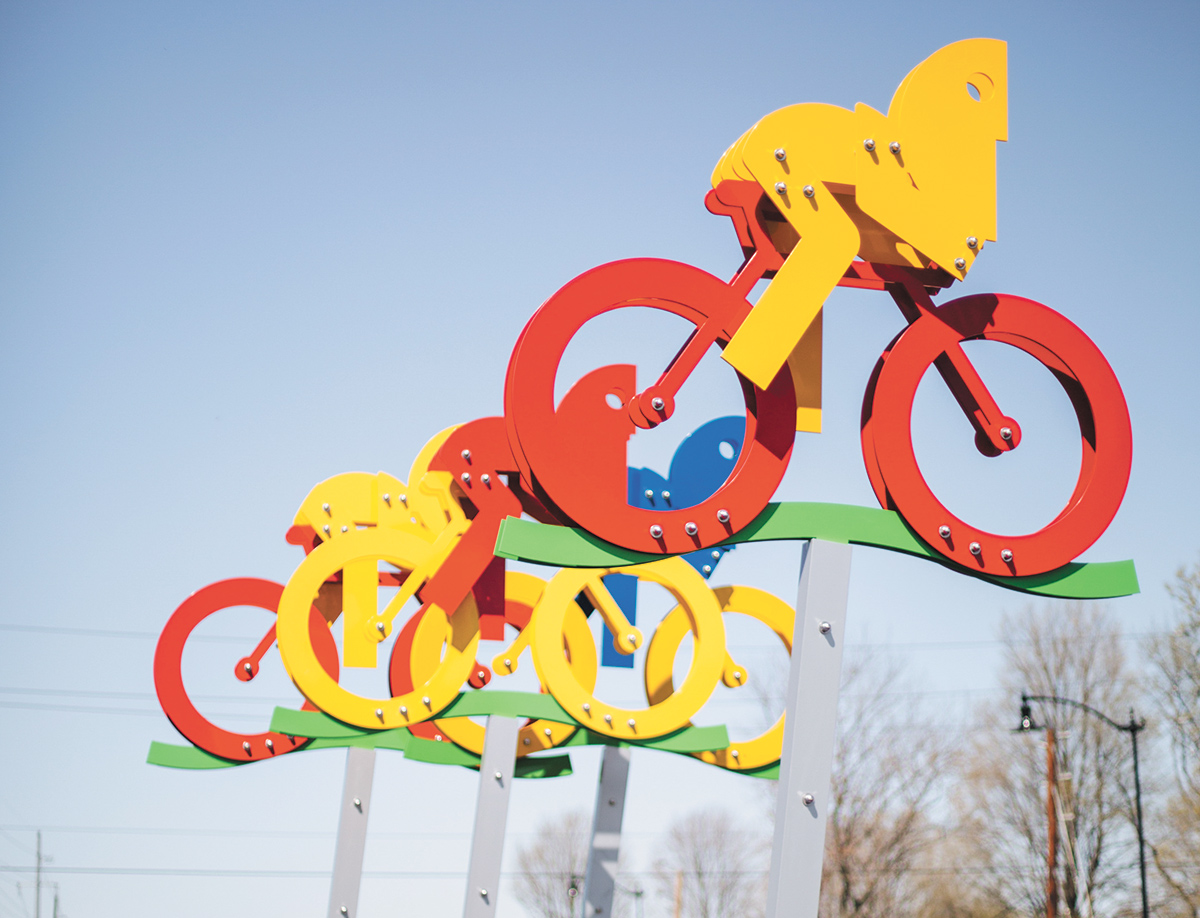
top-left (1017, 692), bottom-right (1149, 918)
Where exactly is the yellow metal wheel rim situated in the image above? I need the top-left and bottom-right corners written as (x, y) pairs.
top-left (643, 584), bottom-right (793, 770)
top-left (533, 558), bottom-right (725, 740)
top-left (276, 527), bottom-right (478, 729)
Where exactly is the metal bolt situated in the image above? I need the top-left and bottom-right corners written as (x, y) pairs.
top-left (955, 257), bottom-right (967, 270)
top-left (480, 889), bottom-right (488, 899)
top-left (969, 542), bottom-right (982, 555)
top-left (651, 396), bottom-right (665, 411)
top-left (503, 658), bottom-right (512, 668)
top-left (819, 621), bottom-right (831, 634)
top-left (461, 472), bottom-right (470, 484)
top-left (400, 705), bottom-right (408, 716)
top-left (661, 490), bottom-right (670, 501)
top-left (340, 907), bottom-right (348, 915)
top-left (494, 771), bottom-right (503, 780)
top-left (716, 508), bottom-right (730, 524)
top-left (523, 737), bottom-right (531, 745)
top-left (376, 621), bottom-right (385, 632)
top-left (684, 521), bottom-right (698, 536)
top-left (477, 670), bottom-right (485, 679)
top-left (382, 493), bottom-right (390, 504)
top-left (422, 696), bottom-right (431, 706)
top-left (889, 140), bottom-right (901, 154)
top-left (649, 524), bottom-right (663, 539)
top-left (802, 184), bottom-right (815, 197)
top-left (399, 494), bottom-right (407, 504)
top-left (775, 181), bottom-right (788, 194)
top-left (774, 148), bottom-right (787, 162)
top-left (939, 525), bottom-right (951, 539)
top-left (711, 550), bottom-right (721, 560)
top-left (375, 708), bottom-right (383, 719)
top-left (627, 718), bottom-right (636, 728)
top-left (322, 524), bottom-right (330, 534)
top-left (626, 633), bottom-right (637, 646)
top-left (582, 702), bottom-right (590, 712)
top-left (544, 727), bottom-right (553, 737)
top-left (341, 525), bottom-right (348, 533)
top-left (323, 503), bottom-right (331, 515)
top-left (734, 671), bottom-right (743, 681)
top-left (461, 449), bottom-right (471, 461)
top-left (604, 714), bottom-right (613, 724)
top-left (1001, 548), bottom-right (1014, 563)
top-left (863, 138), bottom-right (876, 152)
top-left (803, 793), bottom-right (815, 805)
top-left (967, 236), bottom-right (978, 248)
top-left (244, 662), bottom-right (252, 673)
top-left (434, 735), bottom-right (442, 742)
top-left (353, 797), bottom-right (361, 808)
top-left (702, 564), bottom-right (712, 574)
top-left (1000, 427), bottom-right (1012, 440)
top-left (265, 739), bottom-right (274, 750)
top-left (644, 489), bottom-right (654, 500)
top-left (242, 741), bottom-right (251, 753)
top-left (731, 749), bottom-right (739, 758)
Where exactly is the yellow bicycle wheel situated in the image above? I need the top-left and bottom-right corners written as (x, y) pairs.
top-left (414, 571), bottom-right (598, 755)
top-left (276, 527), bottom-right (478, 729)
top-left (531, 558), bottom-right (725, 740)
top-left (643, 584), bottom-right (793, 770)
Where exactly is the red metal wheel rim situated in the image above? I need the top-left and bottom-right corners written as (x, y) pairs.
top-left (504, 258), bottom-right (796, 554)
top-left (865, 293), bottom-right (1132, 576)
top-left (153, 578), bottom-right (339, 761)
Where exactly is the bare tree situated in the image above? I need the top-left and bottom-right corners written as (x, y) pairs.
top-left (1145, 559), bottom-right (1200, 917)
top-left (514, 809), bottom-right (589, 918)
top-left (652, 808), bottom-right (766, 918)
top-left (951, 601), bottom-right (1142, 918)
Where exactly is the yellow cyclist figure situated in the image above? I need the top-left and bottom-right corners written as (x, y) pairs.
top-left (716, 38), bottom-right (1008, 431)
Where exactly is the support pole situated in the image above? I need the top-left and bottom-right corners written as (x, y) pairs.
top-left (463, 715), bottom-right (520, 918)
top-left (765, 539), bottom-right (852, 918)
top-left (1047, 728), bottom-right (1057, 918)
top-left (328, 745), bottom-right (376, 918)
top-left (583, 744), bottom-right (632, 916)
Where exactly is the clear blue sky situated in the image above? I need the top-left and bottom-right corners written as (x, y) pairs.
top-left (1, 2), bottom-right (1197, 916)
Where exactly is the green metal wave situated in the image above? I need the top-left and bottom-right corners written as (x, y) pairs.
top-left (495, 501), bottom-right (1139, 599)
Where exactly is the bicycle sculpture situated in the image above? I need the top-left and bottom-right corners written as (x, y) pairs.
top-left (148, 36), bottom-right (1137, 916)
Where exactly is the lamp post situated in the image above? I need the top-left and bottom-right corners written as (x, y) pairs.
top-left (1017, 693), bottom-right (1148, 918)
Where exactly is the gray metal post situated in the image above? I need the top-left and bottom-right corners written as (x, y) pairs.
top-left (765, 539), bottom-right (852, 918)
top-left (327, 745), bottom-right (376, 918)
top-left (463, 715), bottom-right (521, 918)
top-left (583, 744), bottom-right (632, 916)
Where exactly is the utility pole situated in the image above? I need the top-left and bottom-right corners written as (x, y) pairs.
top-left (1129, 709), bottom-right (1149, 918)
top-left (1045, 728), bottom-right (1057, 918)
top-left (35, 830), bottom-right (42, 918)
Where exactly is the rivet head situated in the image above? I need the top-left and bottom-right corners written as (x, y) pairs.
top-left (523, 737), bottom-right (531, 745)
top-left (494, 771), bottom-right (503, 780)
top-left (627, 718), bottom-right (636, 727)
top-left (604, 714), bottom-right (613, 724)
top-left (626, 633), bottom-right (637, 645)
top-left (461, 472), bottom-right (471, 484)
top-left (702, 564), bottom-right (712, 574)
top-left (461, 449), bottom-right (471, 461)
top-left (242, 741), bottom-right (251, 753)
top-left (353, 797), bottom-right (361, 807)
top-left (955, 257), bottom-right (967, 270)
top-left (802, 184), bottom-right (815, 197)
top-left (400, 705), bottom-right (408, 715)
top-left (1000, 427), bottom-right (1012, 441)
top-left (733, 671), bottom-right (743, 681)
top-left (731, 749), bottom-right (739, 758)
top-left (375, 708), bottom-right (383, 718)
top-left (649, 524), bottom-right (663, 539)
top-left (644, 489), bottom-right (654, 500)
top-left (938, 525), bottom-right (951, 540)
top-left (650, 396), bottom-right (665, 411)
top-left (582, 702), bottom-right (590, 712)
top-left (1000, 548), bottom-right (1014, 563)
top-left (889, 140), bottom-right (901, 154)
top-left (969, 542), bottom-right (982, 555)
top-left (243, 662), bottom-right (252, 673)
top-left (774, 148), bottom-right (787, 162)
top-left (322, 524), bottom-right (330, 534)
top-left (399, 494), bottom-right (407, 503)
top-left (544, 727), bottom-right (553, 736)
top-left (340, 907), bottom-right (348, 915)
top-left (774, 181), bottom-right (788, 194)
top-left (684, 521), bottom-right (698, 536)
top-left (376, 621), bottom-right (385, 632)
top-left (480, 889), bottom-right (488, 899)
top-left (265, 738), bottom-right (274, 750)
top-left (481, 473), bottom-right (490, 484)
top-left (716, 508), bottom-right (730, 523)
top-left (322, 503), bottom-right (331, 514)
top-left (863, 138), bottom-right (876, 152)
top-left (803, 793), bottom-right (815, 805)
top-left (819, 621), bottom-right (831, 634)
top-left (967, 236), bottom-right (978, 249)
top-left (661, 490), bottom-right (670, 501)
top-left (711, 550), bottom-right (721, 560)
top-left (341, 525), bottom-right (349, 533)
top-left (503, 658), bottom-right (512, 667)
top-left (382, 493), bottom-right (390, 503)
top-left (422, 696), bottom-right (431, 706)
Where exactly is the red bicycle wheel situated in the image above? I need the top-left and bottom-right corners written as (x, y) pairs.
top-left (153, 578), bottom-right (339, 762)
top-left (862, 293), bottom-right (1132, 576)
top-left (504, 258), bottom-right (796, 554)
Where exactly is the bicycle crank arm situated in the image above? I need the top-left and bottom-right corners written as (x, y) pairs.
top-left (234, 624), bottom-right (279, 681)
